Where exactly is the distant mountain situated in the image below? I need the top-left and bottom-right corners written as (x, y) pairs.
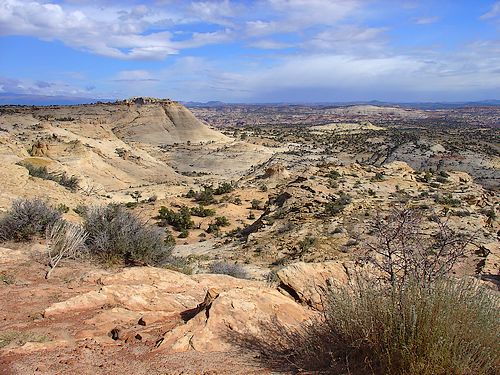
top-left (182, 100), bottom-right (226, 107)
top-left (0, 93), bottom-right (114, 106)
top-left (184, 99), bottom-right (500, 109)
top-left (2, 93), bottom-right (499, 108)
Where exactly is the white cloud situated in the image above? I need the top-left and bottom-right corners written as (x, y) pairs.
top-left (113, 70), bottom-right (159, 82)
top-left (188, 0), bottom-right (240, 26)
top-left (248, 40), bottom-right (293, 49)
top-left (0, 75), bottom-right (96, 96)
top-left (480, 1), bottom-right (500, 19)
top-left (304, 25), bottom-right (386, 52)
top-left (414, 16), bottom-right (439, 25)
top-left (0, 0), bottom-right (235, 60)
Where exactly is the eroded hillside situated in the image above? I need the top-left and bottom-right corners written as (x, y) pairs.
top-left (0, 100), bottom-right (498, 374)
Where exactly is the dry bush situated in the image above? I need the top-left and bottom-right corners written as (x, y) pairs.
top-left (230, 207), bottom-right (498, 374)
top-left (83, 204), bottom-right (172, 266)
top-left (0, 198), bottom-right (61, 242)
top-left (232, 277), bottom-right (499, 375)
top-left (46, 219), bottom-right (88, 279)
top-left (209, 261), bottom-right (248, 279)
top-left (367, 207), bottom-right (475, 287)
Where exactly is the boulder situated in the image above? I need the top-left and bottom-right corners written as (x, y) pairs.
top-left (276, 261), bottom-right (351, 309)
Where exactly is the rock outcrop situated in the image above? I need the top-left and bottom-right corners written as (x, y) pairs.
top-left (42, 267), bottom-right (310, 353)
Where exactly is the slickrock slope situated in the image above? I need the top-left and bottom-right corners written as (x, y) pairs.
top-left (0, 246), bottom-right (332, 374)
top-left (0, 99), bottom-right (230, 210)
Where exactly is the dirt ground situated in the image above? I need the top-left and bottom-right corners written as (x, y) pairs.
top-left (0, 245), bottom-right (274, 375)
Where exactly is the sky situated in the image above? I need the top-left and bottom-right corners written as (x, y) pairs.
top-left (0, 0), bottom-right (499, 103)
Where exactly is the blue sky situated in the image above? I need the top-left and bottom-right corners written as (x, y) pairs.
top-left (0, 0), bottom-right (499, 103)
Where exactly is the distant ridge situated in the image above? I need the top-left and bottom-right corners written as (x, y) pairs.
top-left (2, 93), bottom-right (499, 109)
top-left (0, 93), bottom-right (113, 106)
top-left (183, 99), bottom-right (500, 109)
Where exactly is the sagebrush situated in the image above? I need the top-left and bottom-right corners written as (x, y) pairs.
top-left (0, 198), bottom-right (61, 241)
top-left (83, 204), bottom-right (172, 266)
top-left (236, 277), bottom-right (499, 375)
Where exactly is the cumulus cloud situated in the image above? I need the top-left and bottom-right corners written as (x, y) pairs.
top-left (0, 0), bottom-right (233, 60)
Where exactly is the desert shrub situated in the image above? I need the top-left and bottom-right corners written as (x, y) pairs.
top-left (45, 219), bottom-right (88, 278)
top-left (434, 193), bottom-right (461, 207)
top-left (190, 205), bottom-right (215, 217)
top-left (209, 261), bottom-right (248, 279)
top-left (251, 199), bottom-right (263, 210)
top-left (0, 199), bottom-right (61, 241)
top-left (214, 182), bottom-right (234, 195)
top-left (19, 163), bottom-right (79, 192)
top-left (193, 186), bottom-right (216, 205)
top-left (435, 175), bottom-right (449, 184)
top-left (232, 206), bottom-right (497, 374)
top-left (56, 203), bottom-right (70, 213)
top-left (324, 194), bottom-right (351, 215)
top-left (214, 216), bottom-right (230, 227)
top-left (297, 235), bottom-right (317, 254)
top-left (206, 216), bottom-right (230, 234)
top-left (371, 171), bottom-right (385, 181)
top-left (57, 172), bottom-right (79, 191)
top-left (156, 206), bottom-right (194, 232)
top-left (367, 207), bottom-right (473, 286)
top-left (83, 204), bottom-right (172, 266)
top-left (327, 170), bottom-right (341, 180)
top-left (241, 277), bottom-right (499, 375)
top-left (184, 189), bottom-right (196, 198)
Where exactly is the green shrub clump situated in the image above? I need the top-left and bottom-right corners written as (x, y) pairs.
top-left (324, 194), bottom-right (351, 215)
top-left (206, 216), bottom-right (230, 234)
top-left (190, 205), bottom-right (215, 217)
top-left (0, 198), bottom-right (61, 241)
top-left (20, 163), bottom-right (79, 192)
top-left (156, 206), bottom-right (194, 232)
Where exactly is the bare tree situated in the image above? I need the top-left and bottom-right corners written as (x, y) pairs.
top-left (367, 207), bottom-right (475, 287)
top-left (78, 181), bottom-right (103, 197)
top-left (46, 220), bottom-right (88, 279)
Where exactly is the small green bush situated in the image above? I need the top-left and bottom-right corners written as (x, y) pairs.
top-left (19, 163), bottom-right (79, 192)
top-left (324, 194), bottom-right (351, 215)
top-left (251, 199), bottom-right (263, 210)
top-left (214, 182), bottom-right (234, 195)
top-left (190, 205), bottom-right (215, 217)
top-left (0, 199), bottom-right (61, 241)
top-left (156, 206), bottom-right (194, 231)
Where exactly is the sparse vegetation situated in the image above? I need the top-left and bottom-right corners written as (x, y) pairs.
top-left (0, 330), bottom-right (52, 349)
top-left (83, 204), bottom-right (172, 266)
top-left (190, 205), bottom-right (215, 217)
top-left (156, 205), bottom-right (194, 233)
top-left (0, 198), bottom-right (61, 242)
top-left (209, 261), bottom-right (248, 279)
top-left (206, 216), bottom-right (230, 234)
top-left (45, 219), bottom-right (88, 279)
top-left (243, 277), bottom-right (499, 375)
top-left (238, 208), bottom-right (497, 374)
top-left (324, 194), bottom-right (351, 215)
top-left (19, 163), bottom-right (79, 191)
top-left (251, 199), bottom-right (263, 210)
